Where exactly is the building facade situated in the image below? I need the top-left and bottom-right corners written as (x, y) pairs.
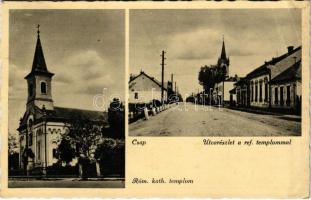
top-left (231, 45), bottom-right (302, 114)
top-left (269, 60), bottom-right (301, 113)
top-left (234, 78), bottom-right (249, 107)
top-left (213, 79), bottom-right (237, 105)
top-left (247, 67), bottom-right (270, 108)
top-left (129, 71), bottom-right (167, 104)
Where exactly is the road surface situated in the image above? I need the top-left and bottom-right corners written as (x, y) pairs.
top-left (129, 103), bottom-right (301, 136)
top-left (8, 179), bottom-right (125, 188)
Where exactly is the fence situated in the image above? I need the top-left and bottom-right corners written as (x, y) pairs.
top-left (128, 102), bottom-right (176, 123)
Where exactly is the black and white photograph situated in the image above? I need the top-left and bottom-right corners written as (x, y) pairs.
top-left (8, 10), bottom-right (125, 188)
top-left (128, 9), bottom-right (302, 137)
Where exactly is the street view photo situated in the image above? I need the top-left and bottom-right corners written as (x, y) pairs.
top-left (128, 9), bottom-right (302, 137)
top-left (8, 10), bottom-right (125, 187)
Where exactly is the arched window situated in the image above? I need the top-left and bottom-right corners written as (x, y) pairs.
top-left (29, 132), bottom-right (33, 146)
top-left (250, 81), bottom-right (254, 102)
top-left (28, 119), bottom-right (33, 130)
top-left (28, 119), bottom-right (33, 146)
top-left (29, 83), bottom-right (34, 96)
top-left (255, 81), bottom-right (258, 102)
top-left (259, 80), bottom-right (263, 102)
top-left (41, 82), bottom-right (47, 94)
top-left (264, 78), bottom-right (268, 102)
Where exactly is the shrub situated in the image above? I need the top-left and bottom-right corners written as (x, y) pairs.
top-left (94, 138), bottom-right (125, 177)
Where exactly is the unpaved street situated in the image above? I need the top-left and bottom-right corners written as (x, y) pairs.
top-left (129, 103), bottom-right (301, 136)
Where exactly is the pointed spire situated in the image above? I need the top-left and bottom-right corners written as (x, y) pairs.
top-left (37, 24), bottom-right (40, 38)
top-left (32, 24), bottom-right (47, 72)
top-left (221, 35), bottom-right (227, 59)
top-left (25, 25), bottom-right (53, 79)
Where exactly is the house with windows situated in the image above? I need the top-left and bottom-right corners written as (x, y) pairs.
top-left (246, 63), bottom-right (270, 108)
top-left (269, 60), bottom-right (301, 114)
top-left (246, 46), bottom-right (301, 110)
top-left (234, 77), bottom-right (249, 108)
top-left (129, 71), bottom-right (167, 104)
top-left (230, 45), bottom-right (302, 114)
top-left (17, 28), bottom-right (107, 173)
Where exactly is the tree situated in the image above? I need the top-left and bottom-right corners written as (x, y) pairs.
top-left (8, 134), bottom-right (19, 171)
top-left (8, 134), bottom-right (19, 155)
top-left (94, 138), bottom-right (125, 176)
top-left (62, 117), bottom-right (102, 178)
top-left (198, 65), bottom-right (214, 92)
top-left (107, 98), bottom-right (125, 139)
top-left (57, 138), bottom-right (75, 166)
top-left (65, 118), bottom-right (102, 159)
top-left (198, 65), bottom-right (226, 92)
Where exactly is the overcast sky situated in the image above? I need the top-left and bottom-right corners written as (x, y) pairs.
top-left (9, 10), bottom-right (125, 135)
top-left (130, 9), bottom-right (301, 97)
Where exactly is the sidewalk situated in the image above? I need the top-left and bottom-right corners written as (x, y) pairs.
top-left (227, 106), bottom-right (301, 122)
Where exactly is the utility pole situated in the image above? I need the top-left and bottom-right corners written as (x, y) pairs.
top-left (161, 50), bottom-right (166, 104)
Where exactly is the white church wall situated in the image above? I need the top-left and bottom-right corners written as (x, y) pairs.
top-left (46, 122), bottom-right (67, 166)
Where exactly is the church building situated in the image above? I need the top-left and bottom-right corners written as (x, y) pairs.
top-left (217, 38), bottom-right (230, 78)
top-left (17, 27), bottom-right (107, 172)
top-left (213, 38), bottom-right (238, 105)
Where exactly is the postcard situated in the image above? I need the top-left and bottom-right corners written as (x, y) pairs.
top-left (1, 1), bottom-right (310, 198)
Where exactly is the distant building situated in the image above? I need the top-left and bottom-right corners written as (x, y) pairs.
top-left (217, 38), bottom-right (230, 78)
top-left (129, 71), bottom-right (167, 104)
top-left (17, 28), bottom-right (107, 172)
top-left (212, 38), bottom-right (238, 105)
top-left (213, 77), bottom-right (238, 105)
top-left (234, 78), bottom-right (248, 107)
top-left (229, 87), bottom-right (237, 107)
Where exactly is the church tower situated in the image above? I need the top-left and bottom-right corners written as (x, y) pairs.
top-left (25, 25), bottom-right (54, 111)
top-left (217, 37), bottom-right (230, 78)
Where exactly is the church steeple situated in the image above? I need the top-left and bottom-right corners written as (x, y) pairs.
top-left (25, 25), bottom-right (54, 111)
top-left (25, 24), bottom-right (54, 79)
top-left (217, 36), bottom-right (230, 77)
top-left (221, 36), bottom-right (227, 60)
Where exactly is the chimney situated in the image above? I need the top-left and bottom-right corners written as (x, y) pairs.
top-left (287, 46), bottom-right (294, 53)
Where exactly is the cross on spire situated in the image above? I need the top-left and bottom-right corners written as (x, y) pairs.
top-left (25, 24), bottom-right (54, 79)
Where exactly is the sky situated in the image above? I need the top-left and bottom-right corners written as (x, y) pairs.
top-left (130, 9), bottom-right (301, 98)
top-left (9, 10), bottom-right (125, 135)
